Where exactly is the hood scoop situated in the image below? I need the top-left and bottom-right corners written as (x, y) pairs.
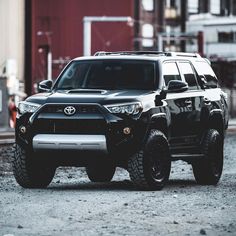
top-left (67, 89), bottom-right (107, 95)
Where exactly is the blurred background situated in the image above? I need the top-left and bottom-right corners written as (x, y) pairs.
top-left (0, 0), bottom-right (236, 130)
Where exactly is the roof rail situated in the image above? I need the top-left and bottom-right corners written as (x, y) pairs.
top-left (166, 52), bottom-right (201, 58)
top-left (94, 51), bottom-right (166, 56)
top-left (94, 51), bottom-right (202, 58)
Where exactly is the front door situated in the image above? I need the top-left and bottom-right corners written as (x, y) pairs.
top-left (162, 60), bottom-right (204, 151)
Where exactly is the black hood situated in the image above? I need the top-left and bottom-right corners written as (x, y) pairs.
top-left (26, 89), bottom-right (157, 105)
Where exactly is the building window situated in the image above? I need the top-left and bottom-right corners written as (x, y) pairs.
top-left (142, 0), bottom-right (154, 11)
top-left (233, 0), bottom-right (236, 15)
top-left (188, 0), bottom-right (199, 14)
top-left (220, 0), bottom-right (230, 15)
top-left (142, 24), bottom-right (154, 47)
top-left (218, 31), bottom-right (236, 43)
top-left (170, 0), bottom-right (176, 8)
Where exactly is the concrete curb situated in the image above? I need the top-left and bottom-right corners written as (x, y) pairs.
top-left (0, 139), bottom-right (15, 145)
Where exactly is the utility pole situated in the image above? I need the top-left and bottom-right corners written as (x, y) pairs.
top-left (133, 0), bottom-right (140, 50)
top-left (156, 0), bottom-right (165, 51)
top-left (180, 0), bottom-right (187, 52)
top-left (37, 31), bottom-right (53, 81)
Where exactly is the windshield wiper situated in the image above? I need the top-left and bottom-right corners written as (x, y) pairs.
top-left (56, 86), bottom-right (75, 90)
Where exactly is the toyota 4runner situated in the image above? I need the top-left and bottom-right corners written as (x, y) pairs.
top-left (13, 51), bottom-right (229, 190)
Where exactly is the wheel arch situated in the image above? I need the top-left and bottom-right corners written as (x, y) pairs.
top-left (147, 113), bottom-right (168, 137)
top-left (208, 110), bottom-right (224, 137)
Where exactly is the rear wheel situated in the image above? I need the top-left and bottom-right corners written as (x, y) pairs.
top-left (86, 161), bottom-right (116, 182)
top-left (128, 130), bottom-right (171, 190)
top-left (192, 129), bottom-right (223, 185)
top-left (12, 144), bottom-right (55, 188)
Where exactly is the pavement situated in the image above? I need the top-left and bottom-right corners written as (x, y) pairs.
top-left (0, 118), bottom-right (235, 145)
top-left (0, 128), bottom-right (15, 145)
top-left (1, 133), bottom-right (236, 236)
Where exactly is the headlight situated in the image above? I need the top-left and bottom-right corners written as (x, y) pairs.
top-left (18, 101), bottom-right (41, 115)
top-left (104, 102), bottom-right (142, 115)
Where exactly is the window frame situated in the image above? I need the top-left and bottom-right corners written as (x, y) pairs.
top-left (162, 60), bottom-right (182, 87)
top-left (176, 60), bottom-right (200, 91)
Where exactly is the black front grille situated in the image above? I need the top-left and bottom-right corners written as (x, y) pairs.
top-left (34, 104), bottom-right (106, 134)
top-left (41, 105), bottom-right (99, 114)
top-left (34, 119), bottom-right (106, 134)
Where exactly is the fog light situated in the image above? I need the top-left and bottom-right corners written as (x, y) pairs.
top-left (20, 126), bottom-right (26, 134)
top-left (123, 127), bottom-right (131, 135)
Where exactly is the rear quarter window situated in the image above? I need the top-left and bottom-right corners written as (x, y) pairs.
top-left (193, 61), bottom-right (218, 88)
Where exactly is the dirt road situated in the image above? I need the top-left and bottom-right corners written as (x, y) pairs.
top-left (0, 132), bottom-right (236, 236)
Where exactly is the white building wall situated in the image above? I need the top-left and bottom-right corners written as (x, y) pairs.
top-left (0, 0), bottom-right (24, 84)
top-left (187, 15), bottom-right (236, 58)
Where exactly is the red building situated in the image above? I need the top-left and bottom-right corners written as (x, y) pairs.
top-left (25, 0), bottom-right (134, 94)
top-left (24, 0), bottom-right (189, 95)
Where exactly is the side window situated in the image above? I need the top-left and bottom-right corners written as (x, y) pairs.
top-left (178, 62), bottom-right (199, 90)
top-left (193, 61), bottom-right (218, 88)
top-left (162, 62), bottom-right (181, 86)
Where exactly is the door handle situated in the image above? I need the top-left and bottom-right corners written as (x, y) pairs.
top-left (184, 100), bottom-right (192, 106)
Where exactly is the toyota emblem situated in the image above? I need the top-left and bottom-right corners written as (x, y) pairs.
top-left (64, 106), bottom-right (76, 116)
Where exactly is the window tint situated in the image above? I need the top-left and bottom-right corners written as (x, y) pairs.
top-left (178, 62), bottom-right (199, 90)
top-left (56, 60), bottom-right (156, 90)
top-left (193, 61), bottom-right (218, 88)
top-left (162, 62), bottom-right (181, 86)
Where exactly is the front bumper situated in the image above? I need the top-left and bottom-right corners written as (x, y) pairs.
top-left (16, 103), bottom-right (148, 158)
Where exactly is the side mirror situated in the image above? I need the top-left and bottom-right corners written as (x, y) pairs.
top-left (167, 80), bottom-right (188, 93)
top-left (38, 80), bottom-right (53, 92)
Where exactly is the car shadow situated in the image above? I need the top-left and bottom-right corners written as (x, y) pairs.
top-left (47, 178), bottom-right (198, 191)
top-left (168, 179), bottom-right (197, 188)
top-left (48, 179), bottom-right (134, 191)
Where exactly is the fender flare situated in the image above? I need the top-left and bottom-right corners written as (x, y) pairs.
top-left (143, 113), bottom-right (170, 143)
top-left (208, 109), bottom-right (224, 136)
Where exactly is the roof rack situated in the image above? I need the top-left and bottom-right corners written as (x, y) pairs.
top-left (165, 52), bottom-right (201, 58)
top-left (94, 51), bottom-right (166, 56)
top-left (94, 51), bottom-right (202, 58)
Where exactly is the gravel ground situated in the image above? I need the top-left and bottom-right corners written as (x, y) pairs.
top-left (0, 132), bottom-right (236, 236)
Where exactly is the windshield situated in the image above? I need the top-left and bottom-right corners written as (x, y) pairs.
top-left (55, 60), bottom-right (156, 90)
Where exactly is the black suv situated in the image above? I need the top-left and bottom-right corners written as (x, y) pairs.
top-left (13, 51), bottom-right (229, 190)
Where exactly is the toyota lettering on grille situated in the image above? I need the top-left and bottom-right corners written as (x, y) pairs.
top-left (64, 106), bottom-right (76, 116)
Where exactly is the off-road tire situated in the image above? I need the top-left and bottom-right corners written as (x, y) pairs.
top-left (86, 161), bottom-right (116, 182)
top-left (128, 130), bottom-right (171, 190)
top-left (12, 144), bottom-right (55, 188)
top-left (192, 129), bottom-right (224, 185)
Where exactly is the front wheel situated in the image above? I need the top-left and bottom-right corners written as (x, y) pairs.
top-left (128, 130), bottom-right (171, 190)
top-left (12, 144), bottom-right (55, 188)
top-left (192, 129), bottom-right (224, 185)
